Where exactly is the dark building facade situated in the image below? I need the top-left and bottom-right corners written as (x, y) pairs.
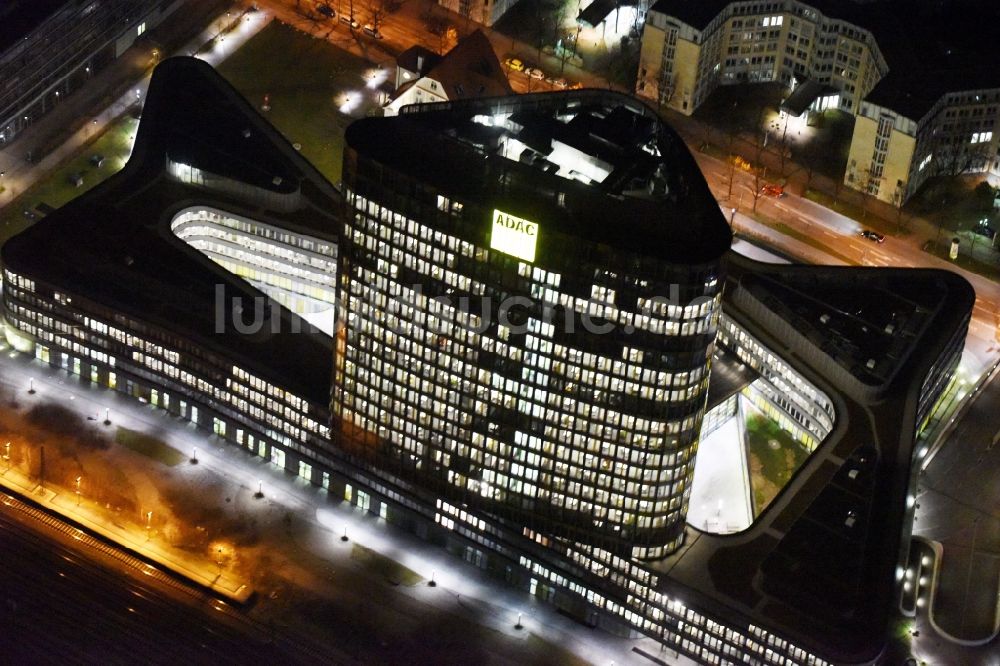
top-left (0, 0), bottom-right (184, 144)
top-left (334, 92), bottom-right (733, 558)
top-left (1, 59), bottom-right (976, 664)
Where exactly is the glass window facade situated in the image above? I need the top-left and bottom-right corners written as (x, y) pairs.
top-left (333, 169), bottom-right (725, 554)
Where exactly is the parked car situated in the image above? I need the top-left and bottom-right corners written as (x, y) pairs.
top-left (22, 208), bottom-right (36, 221)
top-left (339, 15), bottom-right (359, 29)
top-left (317, 4), bottom-right (335, 18)
top-left (89, 153), bottom-right (105, 168)
top-left (545, 75), bottom-right (568, 89)
top-left (525, 67), bottom-right (545, 80)
top-left (568, 80), bottom-right (584, 89)
top-left (860, 229), bottom-right (885, 243)
top-left (502, 57), bottom-right (524, 72)
top-left (760, 183), bottom-right (785, 197)
top-left (362, 24), bottom-right (382, 38)
top-left (68, 172), bottom-right (84, 188)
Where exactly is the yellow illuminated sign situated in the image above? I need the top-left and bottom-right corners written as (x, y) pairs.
top-left (490, 209), bottom-right (539, 262)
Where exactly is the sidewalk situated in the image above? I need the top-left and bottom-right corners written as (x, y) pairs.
top-left (0, 333), bottom-right (674, 665)
top-left (0, 464), bottom-right (252, 603)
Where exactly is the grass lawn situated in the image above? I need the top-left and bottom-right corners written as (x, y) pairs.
top-left (924, 237), bottom-right (1000, 281)
top-left (744, 402), bottom-right (810, 516)
top-left (0, 116), bottom-right (139, 247)
top-left (694, 82), bottom-right (787, 132)
top-left (351, 544), bottom-right (423, 586)
top-left (695, 83), bottom-right (854, 181)
top-left (216, 21), bottom-right (382, 185)
top-left (115, 427), bottom-right (187, 466)
top-left (797, 109), bottom-right (854, 180)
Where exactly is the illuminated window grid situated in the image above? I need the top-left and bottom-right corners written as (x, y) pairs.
top-left (172, 209), bottom-right (337, 310)
top-left (336, 196), bottom-right (722, 541)
top-left (2, 277), bottom-right (326, 446)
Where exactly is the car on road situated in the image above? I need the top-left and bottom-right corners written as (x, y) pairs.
top-left (317, 4), bottom-right (335, 18)
top-left (760, 183), bottom-right (785, 197)
top-left (22, 208), bottom-right (36, 221)
top-left (503, 57), bottom-right (524, 72)
top-left (362, 24), bottom-right (382, 38)
top-left (525, 67), bottom-right (545, 80)
top-left (860, 229), bottom-right (885, 243)
top-left (339, 15), bottom-right (359, 29)
top-left (568, 80), bottom-right (583, 89)
top-left (545, 75), bottom-right (568, 89)
top-left (89, 154), bottom-right (105, 168)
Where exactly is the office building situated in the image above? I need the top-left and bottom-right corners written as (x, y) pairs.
top-left (0, 0), bottom-right (184, 145)
top-left (1, 59), bottom-right (975, 664)
top-left (338, 91), bottom-right (732, 556)
top-left (2, 57), bottom-right (339, 487)
top-left (636, 0), bottom-right (1000, 203)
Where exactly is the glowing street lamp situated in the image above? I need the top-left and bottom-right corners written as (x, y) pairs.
top-left (146, 510), bottom-right (153, 529)
top-left (4, 441), bottom-right (10, 470)
top-left (75, 475), bottom-right (82, 505)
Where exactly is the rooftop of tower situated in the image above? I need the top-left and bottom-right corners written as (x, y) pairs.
top-left (345, 91), bottom-right (733, 265)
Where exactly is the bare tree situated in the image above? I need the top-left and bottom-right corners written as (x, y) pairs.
top-left (364, 0), bottom-right (389, 32)
top-left (746, 107), bottom-right (769, 213)
top-left (930, 136), bottom-right (993, 179)
top-left (725, 155), bottom-right (739, 199)
top-left (799, 140), bottom-right (819, 192)
top-left (892, 184), bottom-right (909, 233)
top-left (750, 164), bottom-right (766, 213)
top-left (854, 166), bottom-right (879, 220)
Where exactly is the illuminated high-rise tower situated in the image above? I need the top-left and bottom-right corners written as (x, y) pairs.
top-left (332, 91), bottom-right (731, 556)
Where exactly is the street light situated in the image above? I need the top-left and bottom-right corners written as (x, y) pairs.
top-left (28, 378), bottom-right (35, 394)
top-left (146, 510), bottom-right (153, 529)
top-left (4, 441), bottom-right (10, 470)
top-left (191, 447), bottom-right (199, 464)
top-left (254, 479), bottom-right (264, 499)
top-left (75, 476), bottom-right (82, 505)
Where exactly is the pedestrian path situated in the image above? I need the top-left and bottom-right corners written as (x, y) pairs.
top-left (0, 334), bottom-right (680, 665)
top-left (0, 464), bottom-right (253, 603)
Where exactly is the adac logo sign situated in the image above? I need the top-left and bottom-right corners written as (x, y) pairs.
top-left (490, 209), bottom-right (539, 262)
